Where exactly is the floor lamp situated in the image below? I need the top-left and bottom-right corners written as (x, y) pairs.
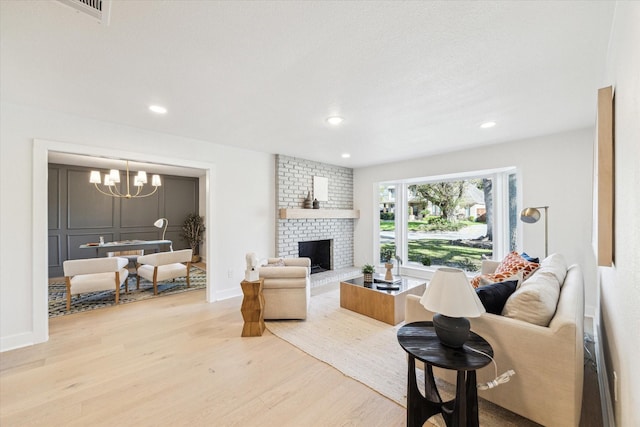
top-left (520, 206), bottom-right (548, 258)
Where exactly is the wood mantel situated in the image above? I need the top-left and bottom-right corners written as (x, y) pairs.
top-left (279, 208), bottom-right (360, 219)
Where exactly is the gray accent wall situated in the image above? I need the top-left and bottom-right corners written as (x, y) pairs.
top-left (48, 163), bottom-right (199, 277)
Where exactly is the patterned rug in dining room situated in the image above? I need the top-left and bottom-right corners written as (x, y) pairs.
top-left (49, 266), bottom-right (207, 317)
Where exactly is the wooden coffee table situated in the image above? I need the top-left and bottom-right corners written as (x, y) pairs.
top-left (340, 275), bottom-right (426, 325)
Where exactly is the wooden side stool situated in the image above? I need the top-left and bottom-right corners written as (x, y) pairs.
top-left (240, 279), bottom-right (265, 337)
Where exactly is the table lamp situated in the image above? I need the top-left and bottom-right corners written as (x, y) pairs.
top-left (154, 218), bottom-right (168, 240)
top-left (420, 267), bottom-right (486, 348)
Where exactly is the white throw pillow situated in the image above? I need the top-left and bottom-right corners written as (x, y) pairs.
top-left (502, 272), bottom-right (560, 326)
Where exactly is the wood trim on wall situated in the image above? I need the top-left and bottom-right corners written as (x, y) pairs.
top-left (596, 86), bottom-right (614, 267)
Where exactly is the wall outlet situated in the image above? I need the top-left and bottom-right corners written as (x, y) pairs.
top-left (227, 269), bottom-right (233, 279)
top-left (613, 371), bottom-right (618, 402)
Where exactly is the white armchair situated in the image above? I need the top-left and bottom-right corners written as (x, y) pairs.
top-left (258, 257), bottom-right (311, 320)
top-left (136, 249), bottom-right (193, 295)
top-left (63, 257), bottom-right (130, 310)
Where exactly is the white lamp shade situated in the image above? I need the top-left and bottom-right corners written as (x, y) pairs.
top-left (153, 218), bottom-right (166, 228)
top-left (136, 171), bottom-right (148, 184)
top-left (420, 267), bottom-right (485, 318)
top-left (89, 171), bottom-right (102, 184)
top-left (109, 169), bottom-right (121, 183)
top-left (151, 174), bottom-right (162, 187)
top-left (134, 176), bottom-right (143, 187)
top-left (103, 175), bottom-right (114, 186)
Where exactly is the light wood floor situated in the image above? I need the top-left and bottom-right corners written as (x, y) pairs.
top-left (0, 288), bottom-right (407, 426)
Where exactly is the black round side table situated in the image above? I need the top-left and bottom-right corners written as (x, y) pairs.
top-left (397, 321), bottom-right (493, 427)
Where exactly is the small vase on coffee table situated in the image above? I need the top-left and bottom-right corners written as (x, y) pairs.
top-left (384, 263), bottom-right (394, 281)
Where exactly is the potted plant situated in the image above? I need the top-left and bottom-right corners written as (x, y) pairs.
top-left (362, 264), bottom-right (375, 283)
top-left (181, 213), bottom-right (205, 263)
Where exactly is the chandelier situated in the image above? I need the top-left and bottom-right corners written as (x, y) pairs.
top-left (89, 160), bottom-right (161, 199)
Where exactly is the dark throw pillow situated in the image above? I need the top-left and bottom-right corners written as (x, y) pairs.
top-left (475, 280), bottom-right (519, 315)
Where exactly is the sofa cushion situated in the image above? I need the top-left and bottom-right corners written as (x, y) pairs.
top-left (259, 266), bottom-right (308, 279)
top-left (475, 280), bottom-right (518, 315)
top-left (502, 272), bottom-right (560, 326)
top-left (536, 253), bottom-right (568, 286)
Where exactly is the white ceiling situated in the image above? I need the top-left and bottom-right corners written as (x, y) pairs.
top-left (1, 1), bottom-right (615, 168)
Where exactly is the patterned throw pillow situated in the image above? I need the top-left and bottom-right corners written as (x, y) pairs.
top-left (495, 251), bottom-right (539, 281)
top-left (470, 270), bottom-right (522, 288)
top-left (469, 251), bottom-right (538, 288)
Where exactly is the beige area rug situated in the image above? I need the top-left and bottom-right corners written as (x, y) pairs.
top-left (266, 287), bottom-right (540, 427)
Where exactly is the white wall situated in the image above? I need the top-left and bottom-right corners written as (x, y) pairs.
top-left (0, 102), bottom-right (275, 351)
top-left (598, 2), bottom-right (640, 425)
top-left (354, 127), bottom-right (597, 314)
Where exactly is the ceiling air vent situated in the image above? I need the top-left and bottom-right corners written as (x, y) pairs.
top-left (57, 0), bottom-right (112, 25)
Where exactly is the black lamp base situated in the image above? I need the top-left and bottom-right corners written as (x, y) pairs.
top-left (432, 313), bottom-right (470, 348)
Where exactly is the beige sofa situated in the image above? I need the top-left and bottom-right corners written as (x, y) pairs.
top-left (405, 256), bottom-right (584, 427)
top-left (258, 257), bottom-right (311, 320)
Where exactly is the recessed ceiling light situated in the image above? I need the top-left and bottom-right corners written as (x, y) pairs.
top-left (341, 153), bottom-right (351, 158)
top-left (480, 121), bottom-right (496, 129)
top-left (149, 105), bottom-right (168, 114)
top-left (326, 116), bottom-right (344, 125)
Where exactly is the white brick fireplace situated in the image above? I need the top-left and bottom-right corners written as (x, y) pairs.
top-left (275, 155), bottom-right (354, 270)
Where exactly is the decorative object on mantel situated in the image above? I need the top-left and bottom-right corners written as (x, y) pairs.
top-left (313, 198), bottom-right (320, 209)
top-left (182, 213), bottom-right (205, 263)
top-left (520, 206), bottom-right (549, 258)
top-left (362, 264), bottom-right (375, 283)
top-left (303, 191), bottom-right (313, 209)
top-left (89, 160), bottom-right (161, 199)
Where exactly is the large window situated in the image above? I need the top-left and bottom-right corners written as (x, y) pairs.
top-left (378, 169), bottom-right (517, 272)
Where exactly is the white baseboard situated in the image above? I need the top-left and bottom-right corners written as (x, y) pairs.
top-left (593, 316), bottom-right (615, 427)
top-left (0, 331), bottom-right (39, 353)
top-left (214, 287), bottom-right (242, 301)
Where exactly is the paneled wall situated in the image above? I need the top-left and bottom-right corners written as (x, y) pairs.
top-left (48, 163), bottom-right (199, 277)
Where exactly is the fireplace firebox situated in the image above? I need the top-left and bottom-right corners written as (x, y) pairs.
top-left (298, 239), bottom-right (332, 274)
